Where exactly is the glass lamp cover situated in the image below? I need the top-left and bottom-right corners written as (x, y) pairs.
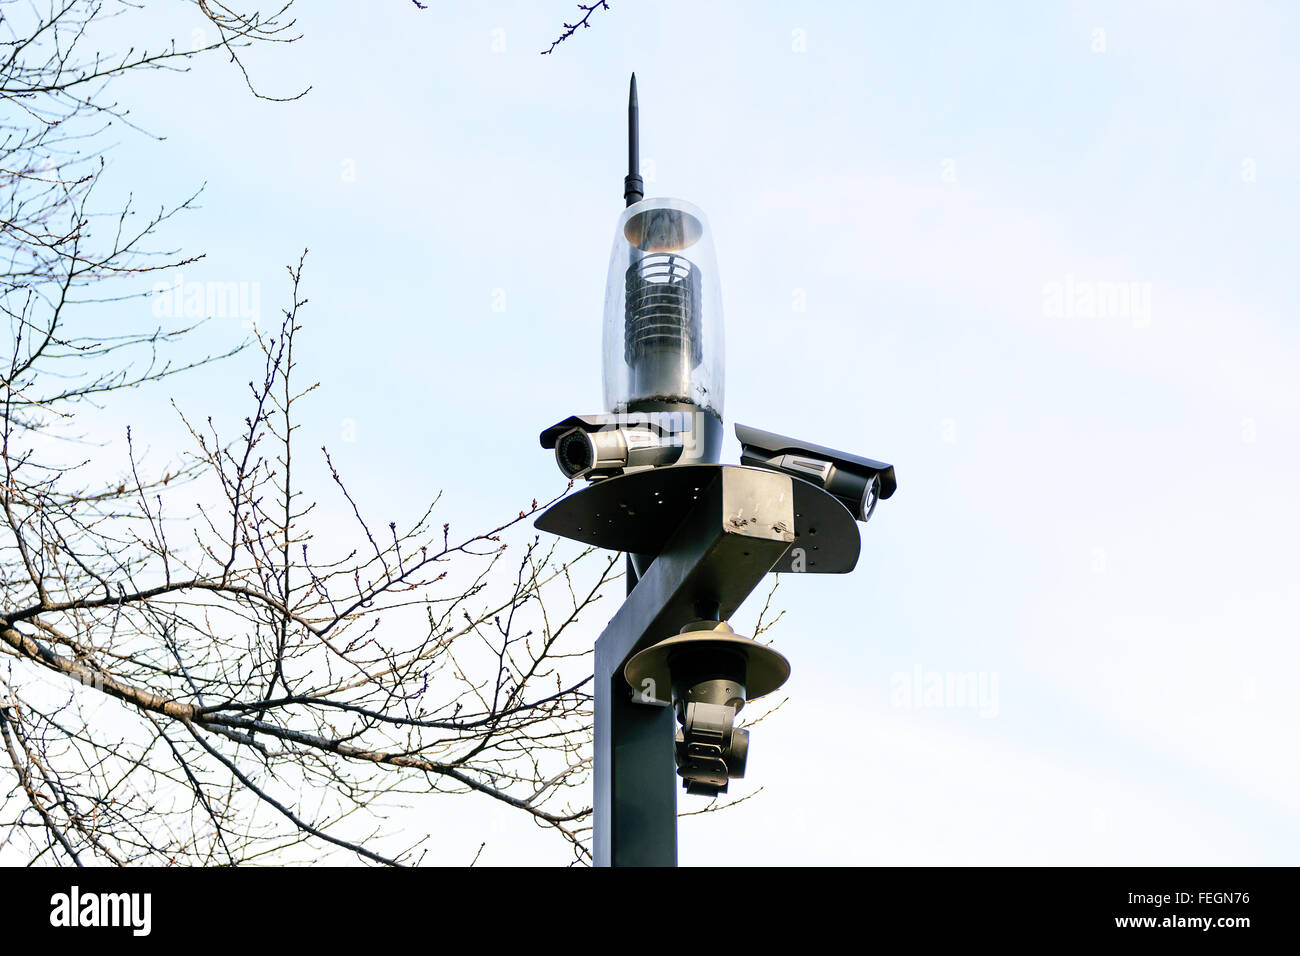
top-left (602, 197), bottom-right (724, 419)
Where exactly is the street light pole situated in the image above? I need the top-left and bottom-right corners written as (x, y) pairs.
top-left (535, 76), bottom-right (897, 867)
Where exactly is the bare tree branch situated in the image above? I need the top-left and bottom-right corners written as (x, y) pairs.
top-left (541, 1), bottom-right (610, 55)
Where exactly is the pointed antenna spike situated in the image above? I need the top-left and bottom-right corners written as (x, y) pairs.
top-left (624, 72), bottom-right (644, 207)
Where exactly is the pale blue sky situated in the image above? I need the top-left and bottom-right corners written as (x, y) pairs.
top-left (71, 1), bottom-right (1300, 863)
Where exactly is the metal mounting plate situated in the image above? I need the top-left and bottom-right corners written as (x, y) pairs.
top-left (624, 629), bottom-right (792, 703)
top-left (536, 464), bottom-right (860, 574)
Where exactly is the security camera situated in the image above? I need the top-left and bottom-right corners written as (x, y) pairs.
top-left (540, 411), bottom-right (710, 480)
top-left (735, 423), bottom-right (896, 522)
top-left (624, 620), bottom-right (789, 797)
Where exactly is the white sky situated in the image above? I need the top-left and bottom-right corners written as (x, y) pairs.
top-left (57, 0), bottom-right (1300, 864)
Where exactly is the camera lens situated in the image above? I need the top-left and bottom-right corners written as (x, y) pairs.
top-left (556, 430), bottom-right (594, 478)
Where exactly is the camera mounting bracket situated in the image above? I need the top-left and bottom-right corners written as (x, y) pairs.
top-left (535, 463), bottom-right (861, 574)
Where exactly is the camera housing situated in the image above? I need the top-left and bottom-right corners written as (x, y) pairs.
top-left (540, 409), bottom-right (718, 481)
top-left (624, 620), bottom-right (790, 796)
top-left (735, 423), bottom-right (896, 522)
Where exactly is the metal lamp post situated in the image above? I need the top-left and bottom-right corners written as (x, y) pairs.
top-left (536, 75), bottom-right (897, 867)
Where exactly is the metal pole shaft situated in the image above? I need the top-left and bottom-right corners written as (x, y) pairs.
top-left (594, 596), bottom-right (677, 866)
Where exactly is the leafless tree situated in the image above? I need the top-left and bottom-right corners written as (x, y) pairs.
top-left (1, 1), bottom-right (784, 868)
top-left (0, 0), bottom-right (617, 866)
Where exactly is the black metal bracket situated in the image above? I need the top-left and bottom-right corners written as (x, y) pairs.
top-left (578, 465), bottom-right (796, 865)
top-left (536, 463), bottom-right (861, 574)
